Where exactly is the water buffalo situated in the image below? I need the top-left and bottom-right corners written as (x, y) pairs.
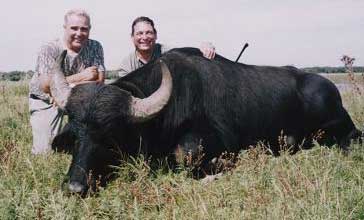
top-left (51, 48), bottom-right (361, 194)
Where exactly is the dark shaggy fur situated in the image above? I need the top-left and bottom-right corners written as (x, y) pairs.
top-left (53, 48), bottom-right (361, 194)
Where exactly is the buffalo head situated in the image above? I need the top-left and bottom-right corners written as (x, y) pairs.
top-left (51, 51), bottom-right (173, 194)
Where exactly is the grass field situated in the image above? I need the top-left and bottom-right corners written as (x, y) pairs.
top-left (1, 77), bottom-right (364, 219)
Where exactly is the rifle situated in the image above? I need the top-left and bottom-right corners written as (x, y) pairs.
top-left (235, 43), bottom-right (249, 63)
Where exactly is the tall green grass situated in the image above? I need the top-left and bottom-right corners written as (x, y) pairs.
top-left (1, 79), bottom-right (364, 219)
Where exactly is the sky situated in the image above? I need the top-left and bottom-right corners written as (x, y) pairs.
top-left (0, 0), bottom-right (363, 71)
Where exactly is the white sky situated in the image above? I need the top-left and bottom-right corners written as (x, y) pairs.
top-left (0, 0), bottom-right (363, 71)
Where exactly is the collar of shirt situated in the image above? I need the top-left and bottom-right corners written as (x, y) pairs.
top-left (61, 38), bottom-right (88, 58)
top-left (135, 43), bottom-right (162, 66)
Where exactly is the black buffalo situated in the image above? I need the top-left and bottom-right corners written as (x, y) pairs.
top-left (51, 48), bottom-right (361, 194)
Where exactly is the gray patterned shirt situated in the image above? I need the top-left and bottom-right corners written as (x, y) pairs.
top-left (118, 43), bottom-right (170, 77)
top-left (29, 38), bottom-right (105, 101)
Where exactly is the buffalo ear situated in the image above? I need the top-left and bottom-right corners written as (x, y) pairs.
top-left (52, 123), bottom-right (76, 154)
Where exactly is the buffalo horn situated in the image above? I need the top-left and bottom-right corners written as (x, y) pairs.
top-left (49, 50), bottom-right (72, 109)
top-left (130, 60), bottom-right (173, 121)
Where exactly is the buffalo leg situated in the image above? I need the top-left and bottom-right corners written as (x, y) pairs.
top-left (175, 132), bottom-right (224, 178)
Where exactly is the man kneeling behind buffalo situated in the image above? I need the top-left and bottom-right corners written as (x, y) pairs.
top-left (29, 9), bottom-right (105, 155)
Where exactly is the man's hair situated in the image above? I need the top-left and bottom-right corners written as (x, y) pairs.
top-left (131, 16), bottom-right (157, 35)
top-left (64, 9), bottom-right (91, 27)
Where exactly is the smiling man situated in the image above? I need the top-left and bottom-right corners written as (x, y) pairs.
top-left (118, 16), bottom-right (215, 77)
top-left (29, 9), bottom-right (105, 155)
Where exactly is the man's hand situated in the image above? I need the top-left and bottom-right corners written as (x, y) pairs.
top-left (66, 66), bottom-right (104, 86)
top-left (199, 42), bottom-right (216, 59)
top-left (79, 66), bottom-right (99, 81)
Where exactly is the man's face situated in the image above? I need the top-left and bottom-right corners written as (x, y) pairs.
top-left (63, 15), bottom-right (90, 52)
top-left (132, 22), bottom-right (157, 53)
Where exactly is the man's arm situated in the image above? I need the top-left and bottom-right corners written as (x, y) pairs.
top-left (67, 40), bottom-right (106, 85)
top-left (36, 45), bottom-right (59, 94)
top-left (40, 66), bottom-right (102, 92)
top-left (68, 70), bottom-right (105, 86)
top-left (92, 41), bottom-right (106, 83)
top-left (117, 54), bottom-right (133, 77)
top-left (66, 66), bottom-right (103, 85)
top-left (40, 41), bottom-right (105, 92)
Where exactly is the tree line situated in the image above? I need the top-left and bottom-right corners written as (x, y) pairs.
top-left (1, 67), bottom-right (364, 81)
top-left (0, 70), bottom-right (120, 81)
top-left (301, 66), bottom-right (364, 74)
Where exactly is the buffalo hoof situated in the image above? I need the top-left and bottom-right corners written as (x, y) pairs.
top-left (68, 181), bottom-right (86, 194)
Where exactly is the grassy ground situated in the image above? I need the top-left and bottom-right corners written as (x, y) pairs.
top-left (1, 79), bottom-right (364, 219)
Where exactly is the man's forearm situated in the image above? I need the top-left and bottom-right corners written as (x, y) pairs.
top-left (40, 68), bottom-right (103, 94)
top-left (98, 71), bottom-right (105, 82)
top-left (65, 72), bottom-right (88, 84)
